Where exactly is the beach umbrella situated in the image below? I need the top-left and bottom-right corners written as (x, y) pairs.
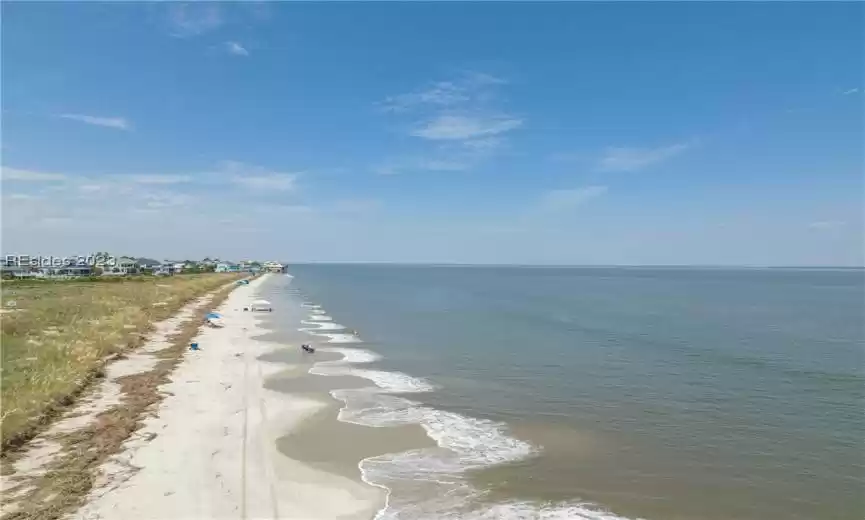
top-left (207, 317), bottom-right (225, 328)
top-left (206, 312), bottom-right (223, 320)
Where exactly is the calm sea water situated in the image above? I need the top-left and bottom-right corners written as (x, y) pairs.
top-left (283, 264), bottom-right (864, 520)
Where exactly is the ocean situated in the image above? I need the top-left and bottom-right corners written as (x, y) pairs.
top-left (271, 265), bottom-right (864, 520)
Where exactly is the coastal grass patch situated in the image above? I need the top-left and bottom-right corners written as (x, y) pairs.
top-left (0, 274), bottom-right (243, 452)
top-left (0, 282), bottom-right (240, 520)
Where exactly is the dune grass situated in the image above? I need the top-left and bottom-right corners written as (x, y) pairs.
top-left (1, 281), bottom-right (242, 520)
top-left (0, 274), bottom-right (242, 451)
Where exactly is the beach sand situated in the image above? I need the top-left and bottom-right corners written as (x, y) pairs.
top-left (73, 273), bottom-right (386, 520)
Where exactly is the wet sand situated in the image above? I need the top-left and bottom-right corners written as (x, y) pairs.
top-left (277, 396), bottom-right (434, 481)
top-left (261, 342), bottom-right (433, 483)
top-left (267, 373), bottom-right (373, 393)
top-left (253, 290), bottom-right (434, 509)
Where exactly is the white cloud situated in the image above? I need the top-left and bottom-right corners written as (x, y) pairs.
top-left (59, 114), bottom-right (130, 130)
top-left (167, 3), bottom-right (223, 38)
top-left (219, 160), bottom-right (299, 191)
top-left (463, 71), bottom-right (507, 86)
top-left (2, 166), bottom-right (66, 181)
top-left (78, 184), bottom-right (105, 193)
top-left (598, 142), bottom-right (691, 172)
top-left (230, 173), bottom-right (297, 191)
top-left (411, 115), bottom-right (522, 140)
top-left (142, 192), bottom-right (196, 209)
top-left (842, 88), bottom-right (860, 95)
top-left (374, 133), bottom-right (506, 175)
top-left (462, 137), bottom-right (503, 151)
top-left (262, 204), bottom-right (314, 214)
top-left (129, 175), bottom-right (192, 184)
top-left (808, 220), bottom-right (846, 230)
top-left (374, 145), bottom-right (493, 175)
top-left (378, 73), bottom-right (518, 173)
top-left (225, 41), bottom-right (249, 56)
top-left (540, 186), bottom-right (608, 211)
top-left (416, 159), bottom-right (473, 172)
top-left (382, 82), bottom-right (470, 112)
top-left (373, 164), bottom-right (401, 176)
top-left (380, 72), bottom-right (506, 113)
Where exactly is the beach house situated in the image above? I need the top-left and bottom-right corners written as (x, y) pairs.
top-left (263, 261), bottom-right (285, 273)
top-left (215, 262), bottom-right (240, 273)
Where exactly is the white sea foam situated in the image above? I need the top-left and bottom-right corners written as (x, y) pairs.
top-left (316, 332), bottom-right (363, 343)
top-left (320, 347), bottom-right (381, 364)
top-left (463, 501), bottom-right (637, 520)
top-left (299, 320), bottom-right (345, 331)
top-left (306, 314), bottom-right (333, 321)
top-left (304, 310), bottom-right (634, 520)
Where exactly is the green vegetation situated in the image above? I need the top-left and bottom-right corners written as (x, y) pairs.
top-left (1, 280), bottom-right (241, 520)
top-left (0, 273), bottom-right (242, 450)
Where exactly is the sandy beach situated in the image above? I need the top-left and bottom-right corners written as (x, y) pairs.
top-left (73, 273), bottom-right (387, 520)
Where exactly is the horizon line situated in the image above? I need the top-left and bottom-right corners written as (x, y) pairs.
top-left (278, 261), bottom-right (864, 270)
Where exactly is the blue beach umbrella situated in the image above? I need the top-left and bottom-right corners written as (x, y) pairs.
top-left (206, 312), bottom-right (223, 320)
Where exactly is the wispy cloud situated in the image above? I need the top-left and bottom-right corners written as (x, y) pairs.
top-left (129, 175), bottom-right (192, 184)
top-left (598, 142), bottom-right (691, 172)
top-left (260, 204), bottom-right (314, 214)
top-left (540, 186), bottom-right (608, 211)
top-left (231, 174), bottom-right (297, 191)
top-left (462, 136), bottom-right (502, 151)
top-left (225, 41), bottom-right (249, 56)
top-left (380, 72), bottom-right (507, 113)
top-left (378, 72), bottom-right (518, 174)
top-left (141, 192), bottom-right (196, 209)
top-left (59, 114), bottom-right (131, 130)
top-left (415, 158), bottom-right (474, 172)
top-left (808, 220), bottom-right (846, 230)
top-left (221, 161), bottom-right (299, 191)
top-left (374, 137), bottom-right (504, 175)
top-left (382, 81), bottom-right (471, 112)
top-left (5, 193), bottom-right (42, 200)
top-left (0, 161), bottom-right (326, 254)
top-left (1, 166), bottom-right (66, 182)
top-left (411, 115), bottom-right (522, 141)
top-left (842, 88), bottom-right (860, 95)
top-left (78, 184), bottom-right (106, 194)
top-left (167, 3), bottom-right (223, 38)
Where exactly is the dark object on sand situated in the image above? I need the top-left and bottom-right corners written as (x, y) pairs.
top-left (301, 344), bottom-right (315, 354)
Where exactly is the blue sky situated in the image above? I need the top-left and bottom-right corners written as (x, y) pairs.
top-left (2, 2), bottom-right (862, 265)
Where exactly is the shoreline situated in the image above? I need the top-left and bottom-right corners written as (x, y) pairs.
top-left (73, 273), bottom-right (386, 520)
top-left (279, 274), bottom-right (639, 520)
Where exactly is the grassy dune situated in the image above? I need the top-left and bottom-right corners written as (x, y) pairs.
top-left (0, 274), bottom-right (242, 450)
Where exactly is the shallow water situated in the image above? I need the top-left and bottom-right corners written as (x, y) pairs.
top-left (271, 266), bottom-right (864, 520)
